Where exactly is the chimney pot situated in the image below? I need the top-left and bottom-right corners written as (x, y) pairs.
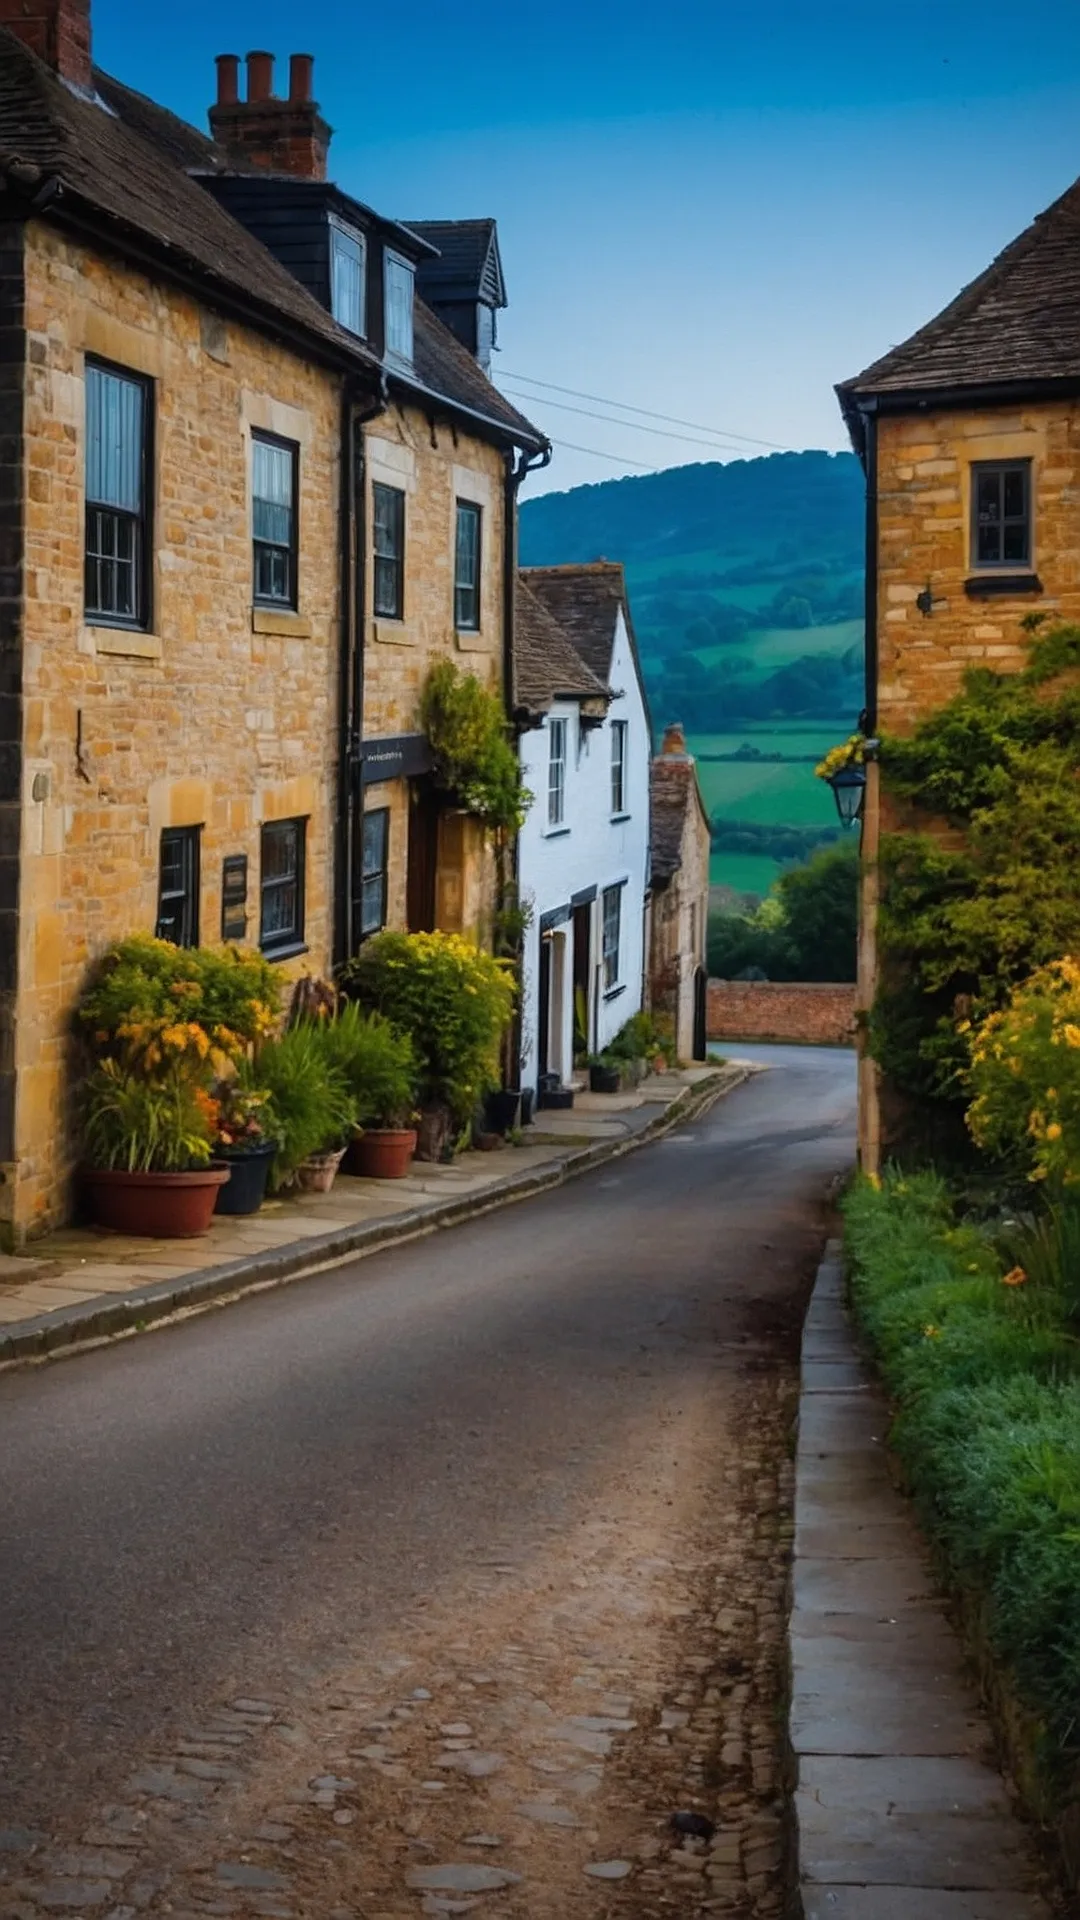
top-left (660, 723), bottom-right (689, 757)
top-left (215, 52), bottom-right (240, 106)
top-left (289, 52), bottom-right (314, 102)
top-left (246, 49), bottom-right (274, 102)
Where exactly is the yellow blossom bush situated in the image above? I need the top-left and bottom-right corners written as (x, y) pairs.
top-left (815, 734), bottom-right (865, 782)
top-left (966, 958), bottom-right (1080, 1183)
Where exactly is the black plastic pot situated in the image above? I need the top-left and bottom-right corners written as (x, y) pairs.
top-left (538, 1080), bottom-right (575, 1110)
top-left (589, 1063), bottom-right (622, 1094)
top-left (520, 1089), bottom-right (536, 1127)
top-left (214, 1143), bottom-right (276, 1216)
top-left (485, 1088), bottom-right (522, 1135)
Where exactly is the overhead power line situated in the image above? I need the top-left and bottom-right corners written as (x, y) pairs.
top-left (501, 385), bottom-right (762, 457)
top-left (549, 439), bottom-right (657, 471)
top-left (499, 370), bottom-right (789, 452)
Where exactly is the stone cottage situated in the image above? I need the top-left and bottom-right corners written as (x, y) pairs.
top-left (649, 725), bottom-right (710, 1063)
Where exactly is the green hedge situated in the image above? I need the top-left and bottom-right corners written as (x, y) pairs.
top-left (843, 1171), bottom-right (1080, 1775)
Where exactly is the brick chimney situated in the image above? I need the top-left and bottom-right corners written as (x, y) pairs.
top-left (0, 0), bottom-right (92, 89)
top-left (659, 723), bottom-right (690, 758)
top-left (209, 50), bottom-right (331, 180)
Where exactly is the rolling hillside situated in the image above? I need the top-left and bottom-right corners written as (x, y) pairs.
top-left (520, 451), bottom-right (866, 896)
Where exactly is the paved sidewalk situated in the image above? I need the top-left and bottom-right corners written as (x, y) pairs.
top-left (0, 1063), bottom-right (741, 1365)
top-left (790, 1244), bottom-right (1056, 1919)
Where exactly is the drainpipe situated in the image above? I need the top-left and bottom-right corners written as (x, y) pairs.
top-left (857, 400), bottom-right (881, 1174)
top-left (335, 373), bottom-right (388, 969)
top-left (501, 440), bottom-right (551, 1088)
top-left (862, 402), bottom-right (878, 733)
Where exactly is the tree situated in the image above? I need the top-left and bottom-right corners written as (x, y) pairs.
top-left (776, 840), bottom-right (858, 982)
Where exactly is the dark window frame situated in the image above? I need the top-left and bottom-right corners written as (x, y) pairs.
top-left (360, 806), bottom-right (390, 939)
top-left (155, 825), bottom-right (201, 948)
top-left (971, 459), bottom-right (1032, 570)
top-left (454, 499), bottom-right (482, 631)
top-left (373, 482), bottom-right (406, 620)
top-left (260, 816), bottom-right (307, 958)
top-left (84, 356), bottom-right (154, 632)
top-left (252, 429), bottom-right (300, 610)
top-left (602, 883), bottom-right (622, 994)
top-left (611, 719), bottom-right (628, 815)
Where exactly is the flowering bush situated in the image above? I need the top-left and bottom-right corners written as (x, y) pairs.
top-left (420, 660), bottom-right (530, 831)
top-left (213, 1082), bottom-right (282, 1154)
top-left (82, 1059), bottom-right (219, 1173)
top-left (79, 935), bottom-right (279, 1065)
top-left (815, 734), bottom-right (865, 782)
top-left (966, 958), bottom-right (1080, 1184)
top-left (340, 930), bottom-right (515, 1125)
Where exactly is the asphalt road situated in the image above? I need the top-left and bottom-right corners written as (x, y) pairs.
top-left (0, 1044), bottom-right (855, 1835)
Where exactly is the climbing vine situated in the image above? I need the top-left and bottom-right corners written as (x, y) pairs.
top-left (872, 621), bottom-right (1080, 1143)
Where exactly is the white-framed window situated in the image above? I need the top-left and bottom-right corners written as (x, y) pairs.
top-left (385, 250), bottom-right (415, 363)
top-left (454, 500), bottom-right (482, 629)
top-left (330, 220), bottom-right (366, 336)
top-left (602, 884), bottom-right (622, 991)
top-left (611, 719), bottom-right (628, 815)
top-left (547, 717), bottom-right (567, 828)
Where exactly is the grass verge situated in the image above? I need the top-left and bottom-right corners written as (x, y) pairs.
top-left (843, 1170), bottom-right (1080, 1807)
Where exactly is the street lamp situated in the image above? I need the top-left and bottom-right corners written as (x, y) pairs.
top-left (826, 761), bottom-right (866, 830)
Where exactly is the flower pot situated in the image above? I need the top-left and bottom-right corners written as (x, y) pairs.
top-left (214, 1143), bottom-right (275, 1216)
top-left (589, 1063), bottom-right (621, 1095)
top-left (520, 1089), bottom-right (536, 1127)
top-left (485, 1088), bottom-right (522, 1135)
top-left (538, 1085), bottom-right (575, 1111)
top-left (83, 1164), bottom-right (231, 1238)
top-left (296, 1146), bottom-right (347, 1193)
top-left (652, 1054), bottom-right (668, 1075)
top-left (350, 1128), bottom-right (417, 1180)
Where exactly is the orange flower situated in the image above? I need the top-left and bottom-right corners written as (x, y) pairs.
top-left (1002, 1266), bottom-right (1028, 1287)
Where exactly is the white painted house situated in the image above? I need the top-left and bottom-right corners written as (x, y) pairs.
top-left (512, 565), bottom-right (652, 1104)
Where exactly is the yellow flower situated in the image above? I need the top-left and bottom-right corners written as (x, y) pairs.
top-left (1002, 1266), bottom-right (1028, 1287)
top-left (1064, 1024), bottom-right (1080, 1049)
top-left (923, 1324), bottom-right (941, 1339)
top-left (1046, 1122), bottom-right (1063, 1141)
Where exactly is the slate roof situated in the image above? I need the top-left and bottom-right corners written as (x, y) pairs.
top-left (403, 218), bottom-right (507, 307)
top-left (0, 31), bottom-right (372, 368)
top-left (650, 755), bottom-right (708, 885)
top-left (0, 31), bottom-right (546, 447)
top-left (838, 173), bottom-right (1080, 444)
top-left (512, 577), bottom-right (608, 717)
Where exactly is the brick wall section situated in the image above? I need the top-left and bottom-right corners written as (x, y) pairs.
top-left (707, 981), bottom-right (857, 1047)
top-left (15, 220), bottom-right (344, 1241)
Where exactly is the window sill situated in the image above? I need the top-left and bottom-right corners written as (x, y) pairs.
top-left (373, 618), bottom-right (416, 647)
top-left (964, 572), bottom-right (1043, 598)
top-left (603, 983), bottom-right (627, 1003)
top-left (252, 608), bottom-right (311, 637)
top-left (610, 811), bottom-right (632, 824)
top-left (88, 626), bottom-right (162, 661)
top-left (455, 627), bottom-right (486, 654)
top-left (260, 941), bottom-right (309, 964)
top-left (543, 825), bottom-right (571, 839)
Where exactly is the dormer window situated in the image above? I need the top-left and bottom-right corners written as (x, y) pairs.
top-left (385, 250), bottom-right (414, 363)
top-left (331, 220), bottom-right (366, 336)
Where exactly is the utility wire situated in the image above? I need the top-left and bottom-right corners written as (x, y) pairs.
top-left (501, 385), bottom-right (762, 456)
top-left (548, 438), bottom-right (657, 471)
top-left (499, 369), bottom-right (789, 452)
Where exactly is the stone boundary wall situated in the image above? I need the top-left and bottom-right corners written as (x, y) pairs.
top-left (707, 981), bottom-right (857, 1047)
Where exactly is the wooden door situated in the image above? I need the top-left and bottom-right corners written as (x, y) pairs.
top-left (407, 781), bottom-right (438, 933)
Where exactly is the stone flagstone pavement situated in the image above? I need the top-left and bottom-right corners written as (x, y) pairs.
top-left (791, 1242), bottom-right (1059, 1919)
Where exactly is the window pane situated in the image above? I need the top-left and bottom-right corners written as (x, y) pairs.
top-left (385, 253), bottom-right (414, 360)
top-left (87, 364), bottom-right (143, 512)
top-left (973, 462), bottom-right (1031, 567)
top-left (261, 818), bottom-right (306, 951)
top-left (263, 821), bottom-right (298, 883)
top-left (156, 827), bottom-right (199, 948)
top-left (975, 470), bottom-right (1001, 525)
top-left (363, 808), bottom-right (388, 876)
top-left (331, 226), bottom-right (365, 335)
top-left (455, 503), bottom-right (480, 628)
top-left (1003, 468), bottom-right (1026, 519)
top-left (1003, 522), bottom-right (1028, 562)
top-left (361, 875), bottom-right (385, 936)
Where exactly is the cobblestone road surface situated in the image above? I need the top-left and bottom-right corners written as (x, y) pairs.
top-left (0, 1046), bottom-right (855, 1917)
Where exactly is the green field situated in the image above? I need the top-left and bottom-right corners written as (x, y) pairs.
top-left (692, 618), bottom-right (862, 674)
top-left (708, 852), bottom-right (784, 897)
top-left (691, 755), bottom-right (835, 826)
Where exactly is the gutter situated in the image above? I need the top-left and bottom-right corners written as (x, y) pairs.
top-left (335, 373), bottom-right (389, 967)
top-left (387, 367), bottom-right (549, 458)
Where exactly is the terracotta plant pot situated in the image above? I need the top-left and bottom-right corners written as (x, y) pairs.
top-left (84, 1164), bottom-right (231, 1238)
top-left (296, 1146), bottom-right (347, 1193)
top-left (350, 1128), bottom-right (417, 1179)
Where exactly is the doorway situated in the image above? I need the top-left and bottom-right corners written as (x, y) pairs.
top-left (407, 781), bottom-right (439, 933)
top-left (693, 966), bottom-right (708, 1061)
top-left (572, 900), bottom-right (592, 1058)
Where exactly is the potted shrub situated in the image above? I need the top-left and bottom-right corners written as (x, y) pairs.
top-left (254, 1023), bottom-right (357, 1194)
top-left (588, 1054), bottom-right (622, 1095)
top-left (340, 930), bottom-right (515, 1162)
top-left (212, 1082), bottom-right (281, 1216)
top-left (81, 1059), bottom-right (229, 1236)
top-left (318, 1003), bottom-right (419, 1180)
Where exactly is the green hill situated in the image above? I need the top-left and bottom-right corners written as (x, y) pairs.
top-left (519, 450), bottom-right (866, 897)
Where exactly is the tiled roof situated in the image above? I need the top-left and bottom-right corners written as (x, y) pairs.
top-left (409, 303), bottom-right (541, 444)
top-left (838, 174), bottom-right (1080, 417)
top-left (650, 756), bottom-right (702, 883)
top-left (0, 31), bottom-right (373, 367)
top-left (520, 562), bottom-right (629, 681)
top-left (404, 218), bottom-right (506, 306)
top-left (512, 577), bottom-right (608, 716)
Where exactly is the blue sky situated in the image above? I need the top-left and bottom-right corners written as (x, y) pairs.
top-left (94, 0), bottom-right (1080, 497)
